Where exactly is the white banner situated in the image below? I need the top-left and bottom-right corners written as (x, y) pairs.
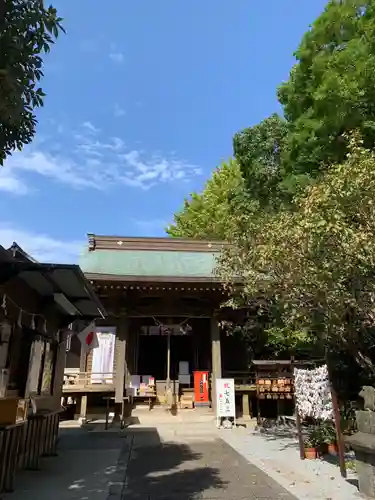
top-left (91, 327), bottom-right (116, 384)
top-left (216, 378), bottom-right (236, 418)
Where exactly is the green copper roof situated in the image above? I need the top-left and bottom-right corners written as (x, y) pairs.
top-left (79, 249), bottom-right (219, 279)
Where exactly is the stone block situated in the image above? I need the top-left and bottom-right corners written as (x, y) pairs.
top-left (356, 450), bottom-right (375, 499)
top-left (356, 410), bottom-right (375, 434)
top-left (347, 431), bottom-right (375, 498)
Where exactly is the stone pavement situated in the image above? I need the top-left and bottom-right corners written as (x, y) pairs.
top-left (3, 426), bottom-right (124, 500)
top-left (120, 425), bottom-right (297, 499)
top-left (221, 427), bottom-right (361, 500)
top-left (3, 423), bottom-right (297, 500)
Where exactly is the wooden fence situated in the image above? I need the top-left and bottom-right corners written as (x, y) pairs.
top-left (0, 409), bottom-right (62, 493)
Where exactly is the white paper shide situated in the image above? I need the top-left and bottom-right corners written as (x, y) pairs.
top-left (294, 364), bottom-right (333, 420)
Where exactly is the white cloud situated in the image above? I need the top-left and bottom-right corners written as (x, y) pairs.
top-left (0, 223), bottom-right (82, 263)
top-left (5, 150), bottom-right (103, 190)
top-left (82, 121), bottom-right (99, 134)
top-left (0, 170), bottom-right (29, 195)
top-left (114, 104), bottom-right (126, 118)
top-left (109, 52), bottom-right (124, 64)
top-left (1, 121), bottom-right (202, 194)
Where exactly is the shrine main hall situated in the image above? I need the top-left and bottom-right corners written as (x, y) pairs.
top-left (64, 234), bottom-right (250, 417)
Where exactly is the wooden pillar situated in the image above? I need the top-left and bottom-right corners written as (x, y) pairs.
top-left (242, 393), bottom-right (251, 421)
top-left (79, 394), bottom-right (88, 423)
top-left (210, 316), bottom-right (222, 412)
top-left (115, 318), bottom-right (128, 404)
top-left (51, 331), bottom-right (68, 409)
top-left (166, 329), bottom-right (171, 389)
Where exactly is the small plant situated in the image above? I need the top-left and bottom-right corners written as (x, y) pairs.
top-left (305, 426), bottom-right (322, 448)
top-left (321, 423), bottom-right (337, 445)
top-left (346, 460), bottom-right (356, 472)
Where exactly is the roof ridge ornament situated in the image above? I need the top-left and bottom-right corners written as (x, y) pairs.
top-left (88, 234), bottom-right (96, 251)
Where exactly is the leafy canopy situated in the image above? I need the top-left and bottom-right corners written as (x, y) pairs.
top-left (278, 0), bottom-right (375, 178)
top-left (219, 136), bottom-right (375, 372)
top-left (166, 158), bottom-right (252, 240)
top-left (0, 0), bottom-right (64, 164)
top-left (233, 113), bottom-right (290, 208)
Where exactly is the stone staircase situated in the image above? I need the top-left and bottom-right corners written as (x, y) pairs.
top-left (126, 405), bottom-right (215, 426)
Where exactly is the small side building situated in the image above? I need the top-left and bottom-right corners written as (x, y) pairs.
top-left (0, 242), bottom-right (105, 493)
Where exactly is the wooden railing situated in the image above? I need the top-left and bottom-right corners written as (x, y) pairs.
top-left (63, 371), bottom-right (115, 390)
top-left (0, 422), bottom-right (25, 493)
top-left (0, 408), bottom-right (62, 493)
top-left (18, 409), bottom-right (61, 471)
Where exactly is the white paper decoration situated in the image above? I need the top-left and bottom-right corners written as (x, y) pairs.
top-left (294, 365), bottom-right (333, 420)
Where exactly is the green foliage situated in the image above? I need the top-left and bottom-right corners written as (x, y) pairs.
top-left (166, 158), bottom-right (253, 240)
top-left (264, 326), bottom-right (316, 356)
top-left (306, 424), bottom-right (326, 448)
top-left (278, 0), bottom-right (375, 179)
top-left (0, 0), bottom-right (65, 164)
top-left (233, 114), bottom-right (290, 209)
top-left (219, 137), bottom-right (375, 374)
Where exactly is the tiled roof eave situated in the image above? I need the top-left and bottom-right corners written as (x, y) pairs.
top-left (83, 272), bottom-right (222, 283)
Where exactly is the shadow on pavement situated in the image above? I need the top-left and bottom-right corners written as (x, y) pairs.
top-left (3, 426), bottom-right (226, 500)
top-left (124, 427), bottom-right (226, 499)
top-left (3, 426), bottom-right (125, 500)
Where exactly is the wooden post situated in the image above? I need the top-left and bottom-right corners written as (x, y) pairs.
top-left (166, 328), bottom-right (171, 390)
top-left (331, 387), bottom-right (347, 478)
top-left (242, 393), bottom-right (251, 421)
top-left (291, 357), bottom-right (305, 460)
top-left (295, 409), bottom-right (306, 460)
top-left (115, 318), bottom-right (128, 404)
top-left (79, 394), bottom-right (87, 423)
top-left (210, 316), bottom-right (222, 412)
top-left (324, 351), bottom-right (346, 478)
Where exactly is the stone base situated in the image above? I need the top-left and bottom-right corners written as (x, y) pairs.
top-left (356, 410), bottom-right (375, 434)
top-left (355, 450), bottom-right (375, 498)
top-left (346, 431), bottom-right (375, 498)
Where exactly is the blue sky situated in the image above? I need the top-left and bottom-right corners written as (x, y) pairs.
top-left (0, 0), bottom-right (328, 263)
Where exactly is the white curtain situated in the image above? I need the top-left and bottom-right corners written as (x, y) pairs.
top-left (91, 327), bottom-right (116, 384)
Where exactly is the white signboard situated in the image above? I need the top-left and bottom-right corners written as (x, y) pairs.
top-left (216, 378), bottom-right (236, 418)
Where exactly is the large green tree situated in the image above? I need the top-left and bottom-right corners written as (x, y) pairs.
top-left (278, 0), bottom-right (375, 179)
top-left (0, 0), bottom-right (64, 164)
top-left (219, 136), bottom-right (375, 374)
top-left (166, 158), bottom-right (252, 240)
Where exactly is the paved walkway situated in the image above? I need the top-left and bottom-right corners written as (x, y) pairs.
top-left (122, 426), bottom-right (297, 499)
top-left (221, 427), bottom-right (361, 500)
top-left (4, 423), bottom-right (297, 500)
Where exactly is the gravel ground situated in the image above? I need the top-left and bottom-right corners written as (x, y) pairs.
top-left (221, 427), bottom-right (363, 500)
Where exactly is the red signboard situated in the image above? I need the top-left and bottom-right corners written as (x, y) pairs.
top-left (193, 371), bottom-right (210, 406)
